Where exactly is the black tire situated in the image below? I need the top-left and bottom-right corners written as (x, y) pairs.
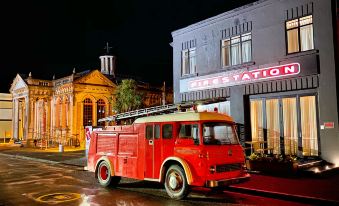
top-left (164, 165), bottom-right (189, 200)
top-left (97, 161), bottom-right (120, 187)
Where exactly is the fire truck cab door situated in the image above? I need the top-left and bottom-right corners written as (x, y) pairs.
top-left (145, 124), bottom-right (161, 179)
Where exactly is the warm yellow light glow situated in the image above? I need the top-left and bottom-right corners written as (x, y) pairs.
top-left (325, 165), bottom-right (330, 170)
top-left (196, 104), bottom-right (203, 111)
top-left (314, 168), bottom-right (320, 173)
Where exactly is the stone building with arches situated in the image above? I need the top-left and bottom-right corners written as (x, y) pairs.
top-left (10, 53), bottom-right (173, 148)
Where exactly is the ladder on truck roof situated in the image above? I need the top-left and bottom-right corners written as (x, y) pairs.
top-left (98, 103), bottom-right (194, 122)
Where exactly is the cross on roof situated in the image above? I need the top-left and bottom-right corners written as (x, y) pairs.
top-left (104, 42), bottom-right (112, 54)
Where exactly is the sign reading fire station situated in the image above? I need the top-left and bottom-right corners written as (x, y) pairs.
top-left (183, 63), bottom-right (300, 92)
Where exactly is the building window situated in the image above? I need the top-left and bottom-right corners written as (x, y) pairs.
top-left (222, 32), bottom-right (252, 67)
top-left (83, 98), bottom-right (93, 126)
top-left (250, 95), bottom-right (318, 156)
top-left (97, 99), bottom-right (106, 126)
top-left (182, 48), bottom-right (196, 75)
top-left (286, 15), bottom-right (314, 54)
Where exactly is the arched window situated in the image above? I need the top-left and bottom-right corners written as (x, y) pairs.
top-left (83, 98), bottom-right (93, 126)
top-left (97, 99), bottom-right (106, 126)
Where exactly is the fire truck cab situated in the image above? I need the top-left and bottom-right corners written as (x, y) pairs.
top-left (87, 111), bottom-right (250, 199)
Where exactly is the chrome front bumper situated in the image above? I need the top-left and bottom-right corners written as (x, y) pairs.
top-left (205, 174), bottom-right (250, 187)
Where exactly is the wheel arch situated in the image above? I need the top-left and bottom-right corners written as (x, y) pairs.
top-left (95, 156), bottom-right (115, 178)
top-left (159, 157), bottom-right (193, 185)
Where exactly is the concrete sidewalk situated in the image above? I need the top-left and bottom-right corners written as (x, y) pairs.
top-left (0, 143), bottom-right (86, 167)
top-left (1, 143), bottom-right (339, 205)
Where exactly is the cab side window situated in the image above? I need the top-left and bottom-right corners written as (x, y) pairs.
top-left (162, 124), bottom-right (173, 139)
top-left (179, 124), bottom-right (199, 145)
top-left (154, 124), bottom-right (160, 139)
top-left (146, 124), bottom-right (160, 139)
top-left (146, 125), bottom-right (153, 139)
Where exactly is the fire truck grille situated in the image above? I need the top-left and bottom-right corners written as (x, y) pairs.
top-left (216, 163), bottom-right (242, 173)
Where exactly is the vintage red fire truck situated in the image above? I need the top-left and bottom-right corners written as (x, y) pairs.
top-left (87, 111), bottom-right (250, 199)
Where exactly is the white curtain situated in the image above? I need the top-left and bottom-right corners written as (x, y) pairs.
top-left (181, 50), bottom-right (189, 75)
top-left (300, 96), bottom-right (318, 156)
top-left (241, 33), bottom-right (252, 63)
top-left (282, 98), bottom-right (298, 155)
top-left (266, 99), bottom-right (280, 154)
top-left (189, 48), bottom-right (196, 74)
top-left (300, 25), bottom-right (314, 51)
top-left (231, 36), bottom-right (241, 65)
top-left (250, 100), bottom-right (264, 150)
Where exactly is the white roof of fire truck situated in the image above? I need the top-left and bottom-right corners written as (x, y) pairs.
top-left (134, 111), bottom-right (234, 123)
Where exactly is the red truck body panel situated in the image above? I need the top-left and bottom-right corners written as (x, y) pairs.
top-left (88, 112), bottom-right (249, 188)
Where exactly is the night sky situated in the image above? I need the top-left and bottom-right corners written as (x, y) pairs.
top-left (1, 0), bottom-right (256, 93)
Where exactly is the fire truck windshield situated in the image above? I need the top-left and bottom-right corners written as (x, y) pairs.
top-left (203, 122), bottom-right (239, 145)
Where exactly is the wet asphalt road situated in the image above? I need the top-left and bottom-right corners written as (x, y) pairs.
top-left (0, 155), bottom-right (313, 206)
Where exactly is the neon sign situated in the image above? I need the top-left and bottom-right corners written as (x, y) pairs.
top-left (188, 63), bottom-right (300, 91)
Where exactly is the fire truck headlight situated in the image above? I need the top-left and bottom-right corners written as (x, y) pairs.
top-left (210, 166), bottom-right (216, 174)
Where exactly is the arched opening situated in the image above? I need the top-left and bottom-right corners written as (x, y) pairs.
top-left (97, 99), bottom-right (106, 126)
top-left (83, 98), bottom-right (93, 126)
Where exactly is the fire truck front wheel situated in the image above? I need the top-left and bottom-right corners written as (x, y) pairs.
top-left (97, 161), bottom-right (120, 187)
top-left (165, 165), bottom-right (189, 200)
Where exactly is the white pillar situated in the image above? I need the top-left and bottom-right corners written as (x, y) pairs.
top-left (100, 57), bottom-right (104, 73)
top-left (12, 99), bottom-right (19, 140)
top-left (110, 57), bottom-right (114, 77)
top-left (105, 57), bottom-right (109, 74)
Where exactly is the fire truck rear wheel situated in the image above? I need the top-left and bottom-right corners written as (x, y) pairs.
top-left (165, 165), bottom-right (189, 200)
top-left (97, 161), bottom-right (120, 187)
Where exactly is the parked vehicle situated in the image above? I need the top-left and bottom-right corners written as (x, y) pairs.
top-left (87, 111), bottom-right (250, 199)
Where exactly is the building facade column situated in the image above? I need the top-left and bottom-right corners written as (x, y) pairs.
top-left (12, 99), bottom-right (19, 140)
top-left (24, 96), bottom-right (29, 140)
top-left (69, 94), bottom-right (74, 139)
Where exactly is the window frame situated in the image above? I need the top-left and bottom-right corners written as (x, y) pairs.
top-left (178, 123), bottom-right (200, 145)
top-left (285, 15), bottom-right (314, 55)
top-left (162, 124), bottom-right (173, 139)
top-left (221, 32), bottom-right (252, 68)
top-left (83, 98), bottom-right (93, 126)
top-left (181, 47), bottom-right (197, 76)
top-left (249, 92), bottom-right (320, 157)
top-left (97, 99), bottom-right (106, 126)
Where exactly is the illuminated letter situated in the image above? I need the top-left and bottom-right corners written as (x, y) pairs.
top-left (251, 71), bottom-right (261, 79)
top-left (270, 68), bottom-right (280, 76)
top-left (212, 78), bottom-right (219, 85)
top-left (233, 74), bottom-right (240, 81)
top-left (203, 80), bottom-right (209, 86)
top-left (242, 73), bottom-right (251, 80)
top-left (262, 70), bottom-right (267, 77)
top-left (222, 77), bottom-right (229, 83)
top-left (284, 66), bottom-right (295, 74)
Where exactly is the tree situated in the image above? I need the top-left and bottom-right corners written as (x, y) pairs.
top-left (113, 79), bottom-right (143, 113)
